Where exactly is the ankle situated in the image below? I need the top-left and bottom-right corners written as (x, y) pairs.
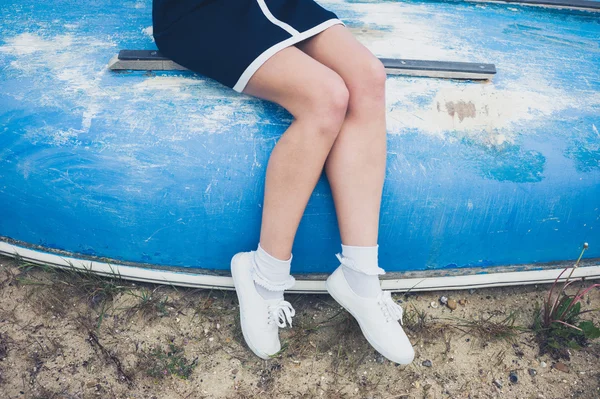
top-left (252, 243), bottom-right (295, 300)
top-left (341, 267), bottom-right (381, 298)
top-left (338, 244), bottom-right (385, 298)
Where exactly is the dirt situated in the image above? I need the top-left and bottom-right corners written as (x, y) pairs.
top-left (0, 254), bottom-right (599, 399)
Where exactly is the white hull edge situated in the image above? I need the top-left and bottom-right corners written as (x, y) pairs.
top-left (1, 241), bottom-right (599, 293)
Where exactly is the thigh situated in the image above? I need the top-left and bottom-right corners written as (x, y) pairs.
top-left (295, 24), bottom-right (384, 91)
top-left (242, 45), bottom-right (345, 119)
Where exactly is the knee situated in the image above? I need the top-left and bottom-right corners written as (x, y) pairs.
top-left (352, 56), bottom-right (387, 101)
top-left (303, 74), bottom-right (349, 139)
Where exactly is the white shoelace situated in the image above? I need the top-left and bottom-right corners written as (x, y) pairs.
top-left (267, 300), bottom-right (296, 328)
top-left (377, 291), bottom-right (404, 324)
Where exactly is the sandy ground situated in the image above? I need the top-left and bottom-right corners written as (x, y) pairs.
top-left (0, 254), bottom-right (599, 399)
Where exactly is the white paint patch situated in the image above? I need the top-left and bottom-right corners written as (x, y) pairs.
top-left (199, 104), bottom-right (261, 134)
top-left (593, 124), bottom-right (599, 138)
top-left (385, 74), bottom-right (600, 144)
top-left (0, 32), bottom-right (74, 55)
top-left (0, 32), bottom-right (258, 151)
top-left (345, 2), bottom-right (475, 61)
top-left (1, 33), bottom-right (115, 136)
top-left (133, 76), bottom-right (202, 100)
top-left (142, 26), bottom-right (153, 40)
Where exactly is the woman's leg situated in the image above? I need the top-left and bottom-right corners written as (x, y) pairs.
top-left (231, 43), bottom-right (350, 359)
top-left (296, 25), bottom-right (387, 296)
top-left (295, 26), bottom-right (415, 365)
top-left (295, 25), bottom-right (386, 246)
top-left (243, 46), bottom-right (349, 262)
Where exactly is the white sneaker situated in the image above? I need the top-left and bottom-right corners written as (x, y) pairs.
top-left (325, 266), bottom-right (415, 365)
top-left (231, 251), bottom-right (295, 359)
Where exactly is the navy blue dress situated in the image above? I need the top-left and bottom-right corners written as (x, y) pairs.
top-left (152, 0), bottom-right (344, 92)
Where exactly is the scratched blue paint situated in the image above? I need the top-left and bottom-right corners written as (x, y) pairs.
top-left (0, 0), bottom-right (599, 275)
top-left (340, 20), bottom-right (395, 31)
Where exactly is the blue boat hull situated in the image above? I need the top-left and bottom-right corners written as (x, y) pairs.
top-left (1, 0), bottom-right (599, 283)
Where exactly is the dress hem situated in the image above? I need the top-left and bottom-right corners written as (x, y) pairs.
top-left (232, 18), bottom-right (346, 93)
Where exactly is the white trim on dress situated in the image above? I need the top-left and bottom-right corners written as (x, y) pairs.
top-left (232, 18), bottom-right (345, 93)
top-left (256, 0), bottom-right (300, 36)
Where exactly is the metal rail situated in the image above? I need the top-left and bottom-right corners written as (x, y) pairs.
top-left (109, 50), bottom-right (497, 81)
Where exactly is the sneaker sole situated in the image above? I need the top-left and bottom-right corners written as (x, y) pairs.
top-left (231, 252), bottom-right (272, 360)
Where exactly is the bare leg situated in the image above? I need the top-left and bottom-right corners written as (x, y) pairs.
top-left (242, 45), bottom-right (349, 260)
top-left (296, 24), bottom-right (387, 247)
top-left (294, 27), bottom-right (415, 365)
top-left (296, 25), bottom-right (387, 299)
top-left (230, 43), bottom-right (350, 359)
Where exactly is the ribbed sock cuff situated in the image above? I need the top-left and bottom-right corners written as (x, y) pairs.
top-left (340, 244), bottom-right (385, 275)
top-left (252, 243), bottom-right (295, 291)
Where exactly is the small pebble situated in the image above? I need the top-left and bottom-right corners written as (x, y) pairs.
top-left (376, 355), bottom-right (385, 364)
top-left (528, 368), bottom-right (537, 377)
top-left (493, 379), bottom-right (503, 389)
top-left (447, 299), bottom-right (457, 310)
top-left (422, 359), bottom-right (433, 367)
top-left (540, 361), bottom-right (547, 368)
top-left (509, 371), bottom-right (518, 384)
top-left (553, 362), bottom-right (569, 373)
top-left (458, 299), bottom-right (467, 306)
top-left (439, 296), bottom-right (448, 305)
top-left (430, 301), bottom-right (439, 309)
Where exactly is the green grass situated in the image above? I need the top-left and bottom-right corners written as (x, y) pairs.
top-left (137, 341), bottom-right (198, 380)
top-left (532, 243), bottom-right (600, 359)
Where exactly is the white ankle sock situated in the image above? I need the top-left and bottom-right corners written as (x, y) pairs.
top-left (340, 244), bottom-right (384, 298)
top-left (252, 243), bottom-right (294, 300)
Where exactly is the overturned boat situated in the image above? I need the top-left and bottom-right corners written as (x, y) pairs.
top-left (1, 0), bottom-right (599, 292)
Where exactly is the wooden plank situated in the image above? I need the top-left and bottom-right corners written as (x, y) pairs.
top-left (109, 50), bottom-right (496, 81)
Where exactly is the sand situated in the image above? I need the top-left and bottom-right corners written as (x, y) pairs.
top-left (0, 254), bottom-right (598, 399)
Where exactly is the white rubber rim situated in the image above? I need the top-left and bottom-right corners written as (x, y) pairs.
top-left (1, 240), bottom-right (599, 293)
